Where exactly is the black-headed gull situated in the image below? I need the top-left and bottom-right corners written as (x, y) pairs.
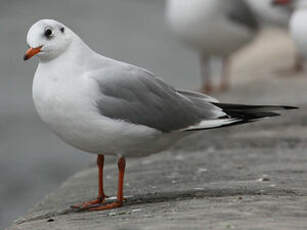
top-left (166, 0), bottom-right (259, 93)
top-left (24, 19), bottom-right (296, 211)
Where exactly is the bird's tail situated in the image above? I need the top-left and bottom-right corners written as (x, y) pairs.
top-left (184, 103), bottom-right (298, 131)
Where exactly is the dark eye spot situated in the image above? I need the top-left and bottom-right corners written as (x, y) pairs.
top-left (44, 29), bottom-right (53, 38)
top-left (60, 27), bottom-right (65, 33)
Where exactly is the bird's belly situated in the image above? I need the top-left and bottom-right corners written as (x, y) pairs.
top-left (33, 88), bottom-right (182, 157)
top-left (171, 18), bottom-right (254, 56)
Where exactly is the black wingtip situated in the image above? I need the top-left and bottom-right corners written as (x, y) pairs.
top-left (282, 106), bottom-right (299, 110)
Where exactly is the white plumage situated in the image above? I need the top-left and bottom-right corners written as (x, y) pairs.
top-left (26, 19), bottom-right (294, 158)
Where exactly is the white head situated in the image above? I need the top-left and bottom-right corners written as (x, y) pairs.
top-left (24, 19), bottom-right (74, 62)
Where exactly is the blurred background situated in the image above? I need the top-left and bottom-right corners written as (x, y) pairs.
top-left (0, 0), bottom-right (300, 228)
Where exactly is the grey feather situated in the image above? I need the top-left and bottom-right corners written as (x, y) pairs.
top-left (225, 0), bottom-right (259, 31)
top-left (177, 89), bottom-right (219, 103)
top-left (93, 62), bottom-right (223, 132)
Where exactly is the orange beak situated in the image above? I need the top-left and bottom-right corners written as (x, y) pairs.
top-left (272, 0), bottom-right (291, 5)
top-left (23, 46), bottom-right (43, 61)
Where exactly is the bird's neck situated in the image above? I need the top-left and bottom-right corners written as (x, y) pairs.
top-left (38, 35), bottom-right (96, 71)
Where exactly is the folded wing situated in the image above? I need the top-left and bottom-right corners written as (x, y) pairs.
top-left (92, 61), bottom-right (297, 133)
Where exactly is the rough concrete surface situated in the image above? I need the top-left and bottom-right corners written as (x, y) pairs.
top-left (7, 29), bottom-right (307, 230)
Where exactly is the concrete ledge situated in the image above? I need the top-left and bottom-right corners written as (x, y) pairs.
top-left (8, 104), bottom-right (307, 229)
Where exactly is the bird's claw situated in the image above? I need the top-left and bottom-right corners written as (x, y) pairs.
top-left (71, 195), bottom-right (108, 210)
top-left (88, 201), bottom-right (123, 211)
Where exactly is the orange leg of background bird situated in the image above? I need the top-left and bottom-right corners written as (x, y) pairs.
top-left (200, 54), bottom-right (213, 94)
top-left (71, 154), bottom-right (107, 209)
top-left (89, 157), bottom-right (126, 211)
top-left (219, 57), bottom-right (231, 92)
top-left (294, 54), bottom-right (304, 73)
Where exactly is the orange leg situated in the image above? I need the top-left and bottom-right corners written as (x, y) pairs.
top-left (89, 157), bottom-right (126, 211)
top-left (294, 54), bottom-right (304, 73)
top-left (219, 57), bottom-right (231, 92)
top-left (200, 54), bottom-right (213, 94)
top-left (71, 155), bottom-right (107, 209)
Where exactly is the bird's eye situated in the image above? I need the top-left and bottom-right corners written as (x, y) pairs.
top-left (44, 28), bottom-right (53, 38)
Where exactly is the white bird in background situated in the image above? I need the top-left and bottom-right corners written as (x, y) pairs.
top-left (166, 0), bottom-right (259, 93)
top-left (272, 0), bottom-right (307, 73)
top-left (273, 0), bottom-right (307, 71)
top-left (24, 19), bottom-right (296, 211)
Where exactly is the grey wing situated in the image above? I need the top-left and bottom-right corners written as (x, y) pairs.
top-left (225, 0), bottom-right (259, 31)
top-left (93, 64), bottom-right (223, 132)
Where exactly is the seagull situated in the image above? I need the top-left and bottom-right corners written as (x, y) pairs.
top-left (24, 19), bottom-right (297, 211)
top-left (165, 0), bottom-right (259, 93)
top-left (272, 0), bottom-right (307, 72)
